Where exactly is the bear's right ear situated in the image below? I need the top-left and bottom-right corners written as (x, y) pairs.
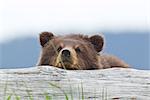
top-left (39, 32), bottom-right (54, 47)
top-left (89, 35), bottom-right (104, 52)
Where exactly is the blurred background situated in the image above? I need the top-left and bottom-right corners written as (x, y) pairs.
top-left (0, 0), bottom-right (149, 69)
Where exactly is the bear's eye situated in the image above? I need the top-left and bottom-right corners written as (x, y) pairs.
top-left (57, 46), bottom-right (62, 52)
top-left (75, 47), bottom-right (81, 53)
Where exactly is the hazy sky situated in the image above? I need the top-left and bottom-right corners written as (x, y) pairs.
top-left (0, 0), bottom-right (149, 69)
top-left (0, 0), bottom-right (150, 43)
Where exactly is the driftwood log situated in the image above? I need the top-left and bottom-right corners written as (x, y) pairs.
top-left (0, 66), bottom-right (150, 100)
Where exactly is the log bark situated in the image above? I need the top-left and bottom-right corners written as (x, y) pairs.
top-left (0, 66), bottom-right (150, 100)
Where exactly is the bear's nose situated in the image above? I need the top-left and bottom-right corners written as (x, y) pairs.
top-left (61, 50), bottom-right (71, 58)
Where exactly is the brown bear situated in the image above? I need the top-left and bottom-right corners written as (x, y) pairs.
top-left (38, 32), bottom-right (129, 70)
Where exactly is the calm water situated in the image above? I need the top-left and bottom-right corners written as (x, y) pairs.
top-left (0, 32), bottom-right (149, 70)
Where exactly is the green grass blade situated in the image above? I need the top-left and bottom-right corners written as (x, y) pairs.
top-left (44, 93), bottom-right (52, 100)
top-left (81, 82), bottom-right (84, 100)
top-left (65, 94), bottom-right (69, 100)
top-left (45, 95), bottom-right (52, 100)
top-left (105, 87), bottom-right (107, 100)
top-left (6, 94), bottom-right (12, 100)
top-left (78, 84), bottom-right (81, 100)
top-left (21, 81), bottom-right (33, 100)
top-left (13, 90), bottom-right (21, 100)
top-left (102, 87), bottom-right (104, 100)
top-left (4, 77), bottom-right (8, 100)
top-left (48, 82), bottom-right (60, 89)
top-left (26, 90), bottom-right (33, 100)
top-left (49, 82), bottom-right (69, 100)
top-left (15, 95), bottom-right (20, 100)
top-left (69, 83), bottom-right (73, 100)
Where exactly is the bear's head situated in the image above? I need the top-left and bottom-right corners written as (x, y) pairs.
top-left (38, 32), bottom-right (104, 70)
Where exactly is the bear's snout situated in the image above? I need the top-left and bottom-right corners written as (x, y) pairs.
top-left (61, 49), bottom-right (71, 62)
top-left (61, 50), bottom-right (71, 58)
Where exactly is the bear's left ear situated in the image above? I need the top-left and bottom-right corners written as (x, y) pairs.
top-left (39, 32), bottom-right (54, 47)
top-left (89, 35), bottom-right (104, 52)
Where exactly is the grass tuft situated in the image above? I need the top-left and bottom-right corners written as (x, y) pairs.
top-left (22, 81), bottom-right (33, 100)
top-left (44, 93), bottom-right (52, 100)
top-left (6, 94), bottom-right (12, 100)
top-left (15, 95), bottom-right (20, 100)
top-left (3, 81), bottom-right (110, 100)
top-left (48, 82), bottom-right (69, 100)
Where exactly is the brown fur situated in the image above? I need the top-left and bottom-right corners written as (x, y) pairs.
top-left (38, 32), bottom-right (129, 70)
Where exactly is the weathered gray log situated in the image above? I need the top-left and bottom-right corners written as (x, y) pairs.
top-left (0, 66), bottom-right (150, 100)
